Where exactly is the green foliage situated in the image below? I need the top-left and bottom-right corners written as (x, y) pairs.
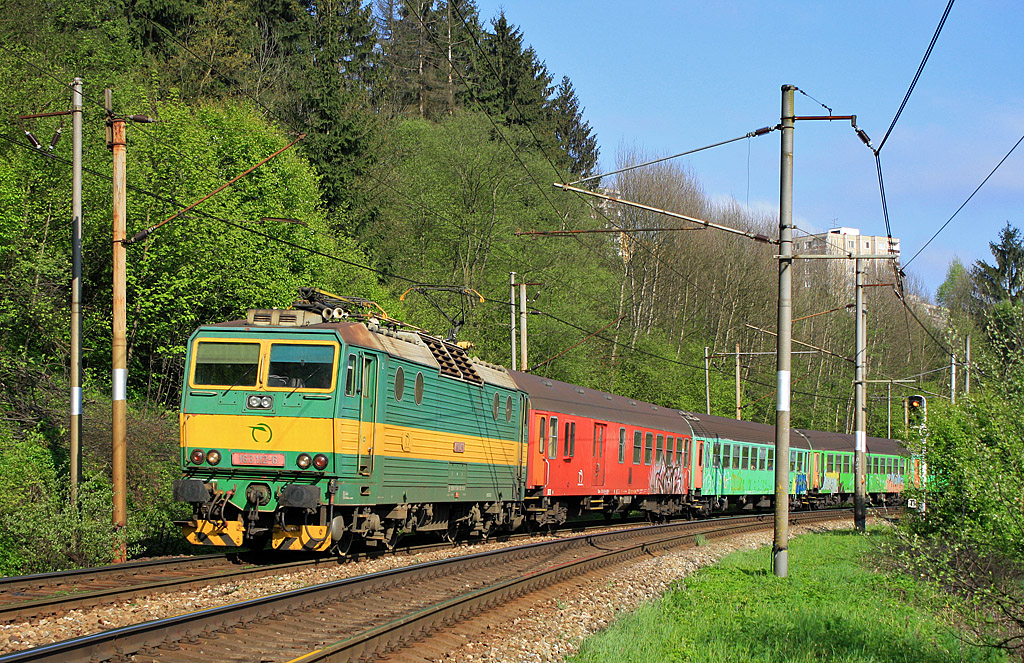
top-left (0, 430), bottom-right (115, 574)
top-left (570, 529), bottom-right (1003, 663)
top-left (973, 223), bottom-right (1024, 308)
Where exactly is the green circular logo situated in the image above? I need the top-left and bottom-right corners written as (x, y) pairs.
top-left (249, 423), bottom-right (273, 444)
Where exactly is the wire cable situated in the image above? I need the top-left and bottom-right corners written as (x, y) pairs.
top-left (876, 0), bottom-right (955, 152)
top-left (903, 131), bottom-right (1024, 269)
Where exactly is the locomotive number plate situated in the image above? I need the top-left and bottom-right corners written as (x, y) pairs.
top-left (232, 452), bottom-right (285, 467)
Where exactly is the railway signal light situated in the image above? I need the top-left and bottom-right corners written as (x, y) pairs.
top-left (906, 395), bottom-right (926, 427)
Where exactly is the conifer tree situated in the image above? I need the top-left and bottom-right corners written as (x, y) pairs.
top-left (550, 75), bottom-right (599, 179)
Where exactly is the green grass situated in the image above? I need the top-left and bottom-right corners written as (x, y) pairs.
top-left (569, 528), bottom-right (1007, 663)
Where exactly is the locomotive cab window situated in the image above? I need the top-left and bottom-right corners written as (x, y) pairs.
top-left (193, 341), bottom-right (260, 387)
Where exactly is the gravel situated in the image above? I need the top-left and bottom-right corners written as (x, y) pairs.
top-left (0, 517), bottom-right (879, 660)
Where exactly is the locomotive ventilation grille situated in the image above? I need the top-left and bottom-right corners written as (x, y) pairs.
top-left (419, 334), bottom-right (483, 384)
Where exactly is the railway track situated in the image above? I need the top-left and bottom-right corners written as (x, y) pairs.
top-left (0, 510), bottom-right (855, 663)
top-left (0, 517), bottom-right (646, 626)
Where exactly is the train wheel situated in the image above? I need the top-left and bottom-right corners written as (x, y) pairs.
top-left (332, 530), bottom-right (355, 557)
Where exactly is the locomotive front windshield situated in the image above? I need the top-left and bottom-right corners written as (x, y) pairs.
top-left (267, 343), bottom-right (335, 389)
top-left (193, 341), bottom-right (260, 387)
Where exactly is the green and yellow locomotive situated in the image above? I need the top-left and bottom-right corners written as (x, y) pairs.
top-left (173, 291), bottom-right (528, 553)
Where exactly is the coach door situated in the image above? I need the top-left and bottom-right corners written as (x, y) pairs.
top-left (592, 423), bottom-right (606, 486)
top-left (356, 353), bottom-right (379, 476)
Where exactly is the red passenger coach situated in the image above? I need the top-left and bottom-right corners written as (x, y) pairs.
top-left (508, 371), bottom-right (704, 524)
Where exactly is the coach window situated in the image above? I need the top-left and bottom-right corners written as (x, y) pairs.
top-left (732, 446), bottom-right (740, 470)
top-left (414, 372), bottom-right (424, 405)
top-left (644, 432), bottom-right (654, 465)
top-left (826, 454), bottom-right (833, 473)
top-left (740, 446), bottom-right (749, 470)
top-left (618, 428), bottom-right (626, 463)
top-left (759, 447), bottom-right (767, 471)
top-left (722, 444), bottom-right (731, 470)
top-left (564, 421), bottom-right (576, 458)
top-left (789, 450), bottom-right (796, 472)
top-left (666, 436), bottom-right (674, 464)
top-left (633, 431), bottom-right (642, 464)
top-left (677, 437), bottom-right (685, 466)
top-left (538, 416), bottom-right (547, 455)
top-left (549, 417), bottom-right (559, 459)
top-left (344, 354), bottom-right (357, 396)
top-left (843, 454), bottom-right (851, 473)
top-left (712, 441), bottom-right (721, 468)
top-left (656, 435), bottom-right (664, 463)
top-left (767, 447), bottom-right (774, 471)
top-left (394, 367), bottom-right (405, 401)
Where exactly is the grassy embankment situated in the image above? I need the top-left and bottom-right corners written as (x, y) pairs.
top-left (570, 527), bottom-right (1006, 663)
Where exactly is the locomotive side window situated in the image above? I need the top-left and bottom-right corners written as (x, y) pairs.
top-left (505, 396), bottom-right (513, 423)
top-left (563, 421), bottom-right (575, 458)
top-left (548, 417), bottom-right (558, 459)
top-left (644, 432), bottom-right (653, 465)
top-left (344, 354), bottom-right (357, 396)
top-left (394, 366), bottom-right (405, 401)
top-left (492, 393), bottom-right (500, 420)
top-left (193, 341), bottom-right (260, 387)
top-left (538, 416), bottom-right (547, 455)
top-left (414, 372), bottom-right (424, 405)
top-left (618, 428), bottom-right (626, 463)
top-left (633, 431), bottom-right (642, 464)
top-left (656, 435), bottom-right (664, 463)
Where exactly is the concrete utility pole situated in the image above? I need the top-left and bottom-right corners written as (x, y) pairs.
top-left (509, 272), bottom-right (517, 371)
top-left (107, 89), bottom-right (128, 563)
top-left (950, 352), bottom-right (956, 404)
top-left (965, 335), bottom-right (971, 395)
top-left (854, 258), bottom-right (867, 532)
top-left (519, 282), bottom-right (528, 370)
top-left (704, 347), bottom-right (711, 415)
top-left (735, 343), bottom-right (742, 420)
top-left (70, 77), bottom-right (83, 504)
top-left (773, 84), bottom-right (796, 578)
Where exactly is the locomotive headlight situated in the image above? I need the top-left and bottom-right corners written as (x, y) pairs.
top-left (247, 395), bottom-right (262, 408)
top-left (189, 449), bottom-right (206, 465)
top-left (296, 453), bottom-right (312, 469)
top-left (260, 396), bottom-right (273, 408)
top-left (206, 450), bottom-right (222, 466)
top-left (312, 454), bottom-right (329, 470)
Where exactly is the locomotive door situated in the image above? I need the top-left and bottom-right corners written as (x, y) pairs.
top-left (592, 423), bottom-right (606, 486)
top-left (356, 353), bottom-right (379, 476)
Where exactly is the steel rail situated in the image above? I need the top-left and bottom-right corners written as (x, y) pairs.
top-left (0, 513), bottom-right (834, 663)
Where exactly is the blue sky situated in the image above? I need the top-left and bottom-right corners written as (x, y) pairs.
top-left (474, 1), bottom-right (1024, 297)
